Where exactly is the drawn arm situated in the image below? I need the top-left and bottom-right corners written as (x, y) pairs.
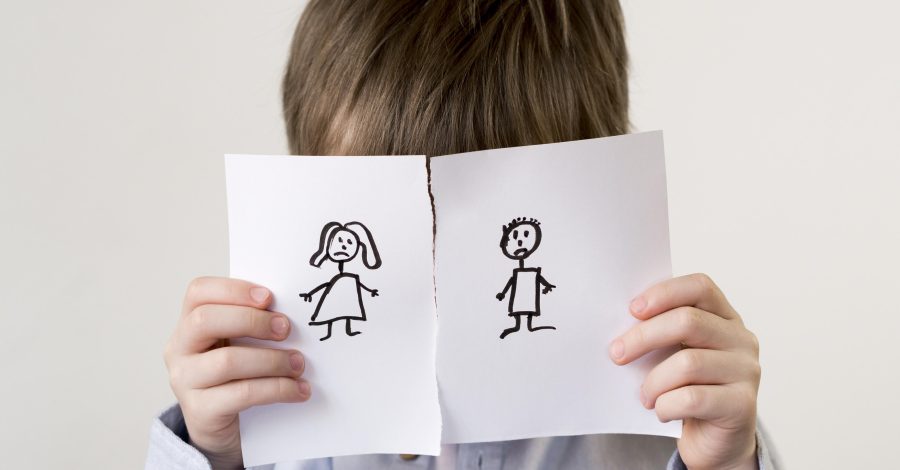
top-left (538, 274), bottom-right (556, 294)
top-left (359, 281), bottom-right (379, 297)
top-left (496, 276), bottom-right (514, 301)
top-left (299, 282), bottom-right (330, 302)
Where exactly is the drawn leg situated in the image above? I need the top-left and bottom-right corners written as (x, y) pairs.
top-left (319, 322), bottom-right (333, 341)
top-left (500, 315), bottom-right (522, 339)
top-left (527, 314), bottom-right (556, 333)
top-left (345, 318), bottom-right (362, 337)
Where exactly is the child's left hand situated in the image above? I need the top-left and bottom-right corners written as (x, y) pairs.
top-left (609, 274), bottom-right (761, 470)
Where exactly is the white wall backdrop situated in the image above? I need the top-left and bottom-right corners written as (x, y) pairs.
top-left (1, 1), bottom-right (897, 468)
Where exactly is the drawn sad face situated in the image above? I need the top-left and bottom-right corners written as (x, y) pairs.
top-left (328, 230), bottom-right (360, 262)
top-left (502, 222), bottom-right (542, 260)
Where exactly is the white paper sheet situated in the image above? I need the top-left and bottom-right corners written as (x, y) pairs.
top-left (225, 155), bottom-right (441, 466)
top-left (431, 131), bottom-right (682, 443)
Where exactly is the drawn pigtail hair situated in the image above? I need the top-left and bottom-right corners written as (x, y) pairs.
top-left (310, 222), bottom-right (342, 267)
top-left (345, 221), bottom-right (381, 269)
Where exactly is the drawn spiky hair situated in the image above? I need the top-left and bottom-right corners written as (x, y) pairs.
top-left (506, 216), bottom-right (541, 228)
top-left (500, 217), bottom-right (542, 246)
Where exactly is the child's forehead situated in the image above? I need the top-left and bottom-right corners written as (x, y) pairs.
top-left (332, 229), bottom-right (356, 238)
top-left (511, 221), bottom-right (540, 231)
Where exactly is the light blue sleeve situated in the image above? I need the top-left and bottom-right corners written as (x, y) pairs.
top-left (666, 420), bottom-right (780, 470)
top-left (145, 404), bottom-right (333, 470)
top-left (145, 404), bottom-right (212, 470)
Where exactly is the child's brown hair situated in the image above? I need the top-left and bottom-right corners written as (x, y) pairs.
top-left (283, 0), bottom-right (628, 156)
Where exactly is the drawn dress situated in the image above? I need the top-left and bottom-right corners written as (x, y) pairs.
top-left (309, 272), bottom-right (367, 324)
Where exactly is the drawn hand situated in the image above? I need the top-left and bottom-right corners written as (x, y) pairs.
top-left (370, 289), bottom-right (379, 297)
top-left (609, 274), bottom-right (760, 470)
top-left (299, 293), bottom-right (312, 302)
top-left (165, 277), bottom-right (310, 470)
top-left (496, 293), bottom-right (505, 301)
top-left (542, 284), bottom-right (555, 294)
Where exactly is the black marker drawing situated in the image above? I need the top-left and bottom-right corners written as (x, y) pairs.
top-left (299, 221), bottom-right (382, 341)
top-left (496, 217), bottom-right (556, 339)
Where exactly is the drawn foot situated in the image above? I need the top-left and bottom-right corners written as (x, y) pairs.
top-left (345, 320), bottom-right (361, 337)
top-left (528, 325), bottom-right (557, 332)
top-left (319, 323), bottom-right (333, 341)
top-left (500, 327), bottom-right (519, 339)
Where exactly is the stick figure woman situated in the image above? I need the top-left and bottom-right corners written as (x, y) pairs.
top-left (496, 217), bottom-right (556, 339)
top-left (299, 221), bottom-right (381, 341)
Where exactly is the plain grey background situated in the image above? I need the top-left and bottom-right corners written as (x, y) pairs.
top-left (1, 1), bottom-right (898, 468)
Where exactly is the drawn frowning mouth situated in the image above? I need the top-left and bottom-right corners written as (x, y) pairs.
top-left (334, 251), bottom-right (349, 257)
top-left (514, 248), bottom-right (528, 256)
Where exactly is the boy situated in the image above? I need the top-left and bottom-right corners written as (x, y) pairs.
top-left (149, 1), bottom-right (776, 469)
top-left (496, 217), bottom-right (557, 339)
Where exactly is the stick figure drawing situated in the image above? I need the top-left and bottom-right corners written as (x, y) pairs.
top-left (495, 217), bottom-right (557, 339)
top-left (299, 221), bottom-right (382, 341)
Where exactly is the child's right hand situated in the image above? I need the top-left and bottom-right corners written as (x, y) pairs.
top-left (164, 277), bottom-right (311, 469)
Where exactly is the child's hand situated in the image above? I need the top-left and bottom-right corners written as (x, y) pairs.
top-left (496, 292), bottom-right (505, 301)
top-left (164, 277), bottom-right (311, 469)
top-left (370, 289), bottom-right (379, 297)
top-left (609, 274), bottom-right (760, 470)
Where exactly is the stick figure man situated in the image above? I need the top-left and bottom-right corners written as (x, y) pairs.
top-left (495, 217), bottom-right (557, 339)
top-left (299, 221), bottom-right (381, 341)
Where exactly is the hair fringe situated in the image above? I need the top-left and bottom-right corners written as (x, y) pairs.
top-left (283, 0), bottom-right (628, 156)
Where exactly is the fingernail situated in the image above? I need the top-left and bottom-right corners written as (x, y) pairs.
top-left (250, 286), bottom-right (270, 303)
top-left (271, 316), bottom-right (289, 336)
top-left (289, 352), bottom-right (304, 372)
top-left (630, 296), bottom-right (647, 314)
top-left (609, 339), bottom-right (625, 361)
top-left (297, 380), bottom-right (311, 397)
top-left (639, 389), bottom-right (648, 408)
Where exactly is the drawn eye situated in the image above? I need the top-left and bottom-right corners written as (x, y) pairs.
top-left (347, 238), bottom-right (353, 244)
top-left (513, 230), bottom-right (518, 239)
top-left (338, 237), bottom-right (343, 243)
top-left (524, 230), bottom-right (529, 238)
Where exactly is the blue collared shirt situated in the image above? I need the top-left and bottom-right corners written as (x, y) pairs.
top-left (146, 405), bottom-right (778, 470)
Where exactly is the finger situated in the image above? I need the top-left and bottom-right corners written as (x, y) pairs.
top-left (610, 307), bottom-right (752, 365)
top-left (180, 347), bottom-right (304, 389)
top-left (182, 276), bottom-right (272, 316)
top-left (177, 305), bottom-right (291, 353)
top-left (654, 384), bottom-right (757, 425)
top-left (641, 349), bottom-right (760, 408)
top-left (196, 377), bottom-right (312, 417)
top-left (630, 273), bottom-right (738, 321)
